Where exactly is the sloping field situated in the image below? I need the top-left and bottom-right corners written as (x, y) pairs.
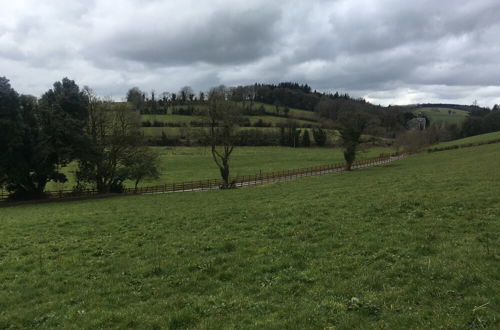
top-left (1, 144), bottom-right (499, 328)
top-left (142, 114), bottom-right (316, 126)
top-left (433, 131), bottom-right (500, 148)
top-left (142, 114), bottom-right (203, 124)
top-left (415, 107), bottom-right (469, 125)
top-left (250, 102), bottom-right (318, 121)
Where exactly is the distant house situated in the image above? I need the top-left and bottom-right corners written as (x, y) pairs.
top-left (406, 117), bottom-right (427, 130)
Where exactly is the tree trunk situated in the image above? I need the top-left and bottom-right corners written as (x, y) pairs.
top-left (344, 146), bottom-right (356, 171)
top-left (219, 160), bottom-right (230, 189)
top-left (345, 160), bottom-right (353, 171)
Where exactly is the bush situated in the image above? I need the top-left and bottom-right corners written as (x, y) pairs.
top-left (312, 128), bottom-right (327, 146)
top-left (239, 117), bottom-right (252, 127)
top-left (236, 129), bottom-right (280, 146)
top-left (172, 106), bottom-right (196, 116)
top-left (253, 119), bottom-right (272, 127)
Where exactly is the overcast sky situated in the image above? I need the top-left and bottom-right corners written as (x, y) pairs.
top-left (1, 0), bottom-right (500, 107)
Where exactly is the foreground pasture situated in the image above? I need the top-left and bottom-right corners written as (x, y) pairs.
top-left (1, 144), bottom-right (499, 328)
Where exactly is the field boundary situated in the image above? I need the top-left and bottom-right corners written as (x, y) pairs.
top-left (427, 137), bottom-right (500, 153)
top-left (0, 153), bottom-right (406, 206)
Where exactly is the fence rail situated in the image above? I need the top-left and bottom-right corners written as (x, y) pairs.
top-left (0, 153), bottom-right (406, 205)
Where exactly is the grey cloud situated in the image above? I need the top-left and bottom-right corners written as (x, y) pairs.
top-left (0, 0), bottom-right (499, 106)
top-left (91, 6), bottom-right (281, 66)
top-left (327, 0), bottom-right (500, 54)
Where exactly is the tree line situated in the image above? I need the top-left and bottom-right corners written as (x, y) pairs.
top-left (3, 76), bottom-right (498, 199)
top-left (125, 82), bottom-right (498, 145)
top-left (461, 105), bottom-right (500, 137)
top-left (129, 82), bottom-right (414, 146)
top-left (0, 77), bottom-right (159, 200)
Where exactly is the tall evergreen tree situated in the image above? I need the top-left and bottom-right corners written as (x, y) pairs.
top-left (338, 112), bottom-right (370, 171)
top-left (302, 130), bottom-right (311, 147)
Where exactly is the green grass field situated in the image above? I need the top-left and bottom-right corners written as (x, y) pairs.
top-left (141, 114), bottom-right (316, 127)
top-left (1, 143), bottom-right (499, 329)
top-left (142, 114), bottom-right (202, 124)
top-left (250, 102), bottom-right (318, 121)
top-left (142, 125), bottom-right (321, 138)
top-left (159, 102), bottom-right (317, 122)
top-left (143, 126), bottom-right (283, 138)
top-left (47, 146), bottom-right (391, 190)
top-left (433, 131), bottom-right (500, 148)
top-left (415, 107), bottom-right (469, 125)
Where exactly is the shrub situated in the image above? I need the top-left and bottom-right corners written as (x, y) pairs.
top-left (312, 128), bottom-right (327, 146)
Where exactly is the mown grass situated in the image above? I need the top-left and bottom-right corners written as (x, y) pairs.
top-left (415, 107), bottom-right (469, 125)
top-left (48, 146), bottom-right (391, 190)
top-left (433, 131), bottom-right (500, 148)
top-left (1, 144), bottom-right (499, 329)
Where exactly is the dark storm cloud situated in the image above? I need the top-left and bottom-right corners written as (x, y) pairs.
top-left (1, 0), bottom-right (499, 106)
top-left (93, 7), bottom-right (282, 65)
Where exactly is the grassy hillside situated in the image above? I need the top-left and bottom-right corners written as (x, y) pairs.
top-left (433, 131), bottom-right (500, 148)
top-left (1, 144), bottom-right (499, 329)
top-left (414, 107), bottom-right (469, 125)
top-left (140, 102), bottom-right (319, 139)
top-left (249, 101), bottom-right (318, 121)
top-left (143, 126), bottom-right (319, 138)
top-left (142, 114), bottom-right (316, 126)
top-left (142, 114), bottom-right (201, 124)
top-left (47, 146), bottom-right (391, 190)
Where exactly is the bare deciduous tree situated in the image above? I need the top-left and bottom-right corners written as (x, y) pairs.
top-left (179, 86), bottom-right (194, 104)
top-left (206, 86), bottom-right (242, 189)
top-left (77, 93), bottom-right (159, 193)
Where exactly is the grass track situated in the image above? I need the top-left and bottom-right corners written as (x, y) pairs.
top-left (1, 144), bottom-right (499, 328)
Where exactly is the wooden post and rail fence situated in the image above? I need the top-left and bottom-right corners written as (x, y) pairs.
top-left (0, 152), bottom-right (405, 204)
top-left (3, 136), bottom-right (499, 205)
